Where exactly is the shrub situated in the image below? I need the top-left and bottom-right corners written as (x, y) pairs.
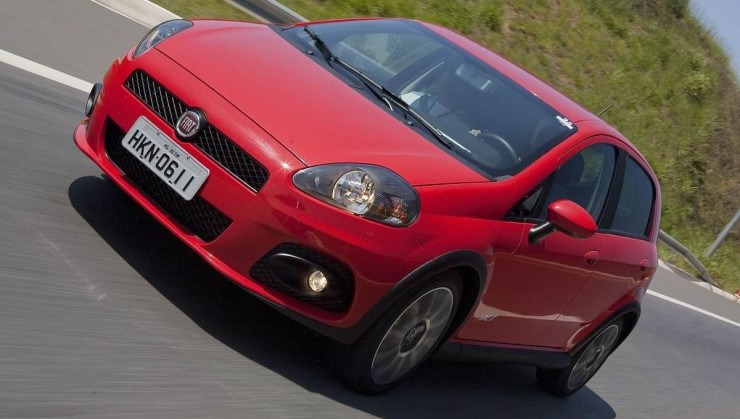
top-left (685, 71), bottom-right (712, 101)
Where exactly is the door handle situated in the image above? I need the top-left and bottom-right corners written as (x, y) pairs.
top-left (585, 250), bottom-right (600, 266)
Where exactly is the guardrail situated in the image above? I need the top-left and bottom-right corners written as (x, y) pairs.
top-left (228, 0), bottom-right (306, 23)
top-left (705, 209), bottom-right (740, 257)
top-left (659, 230), bottom-right (718, 287)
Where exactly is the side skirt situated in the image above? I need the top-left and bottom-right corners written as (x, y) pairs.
top-left (434, 300), bottom-right (642, 370)
top-left (433, 342), bottom-right (571, 370)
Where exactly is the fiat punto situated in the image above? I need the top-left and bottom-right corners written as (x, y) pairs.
top-left (75, 18), bottom-right (660, 396)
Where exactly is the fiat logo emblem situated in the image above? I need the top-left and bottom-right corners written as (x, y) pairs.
top-left (176, 109), bottom-right (205, 140)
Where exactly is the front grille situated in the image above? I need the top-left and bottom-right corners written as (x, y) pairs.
top-left (105, 120), bottom-right (232, 242)
top-left (125, 70), bottom-right (269, 192)
top-left (125, 70), bottom-right (185, 126)
top-left (250, 243), bottom-right (354, 312)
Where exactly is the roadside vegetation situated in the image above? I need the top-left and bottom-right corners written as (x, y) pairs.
top-left (154, 0), bottom-right (739, 291)
top-left (153, 0), bottom-right (256, 21)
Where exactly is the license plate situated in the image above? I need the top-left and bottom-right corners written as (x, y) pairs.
top-left (121, 116), bottom-right (209, 201)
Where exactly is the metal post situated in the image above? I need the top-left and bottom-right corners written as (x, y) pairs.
top-left (705, 209), bottom-right (740, 257)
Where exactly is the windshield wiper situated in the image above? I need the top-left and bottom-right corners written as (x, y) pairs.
top-left (358, 73), bottom-right (454, 150)
top-left (302, 25), bottom-right (453, 150)
top-left (303, 25), bottom-right (336, 65)
top-left (394, 95), bottom-right (455, 150)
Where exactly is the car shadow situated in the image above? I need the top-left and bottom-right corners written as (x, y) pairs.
top-left (68, 175), bottom-right (616, 419)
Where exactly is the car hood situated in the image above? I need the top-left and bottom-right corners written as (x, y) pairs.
top-left (156, 21), bottom-right (486, 186)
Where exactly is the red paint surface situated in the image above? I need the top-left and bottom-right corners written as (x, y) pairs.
top-left (75, 19), bottom-right (660, 353)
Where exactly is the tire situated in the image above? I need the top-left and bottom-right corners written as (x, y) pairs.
top-left (332, 271), bottom-right (462, 394)
top-left (537, 317), bottom-right (623, 398)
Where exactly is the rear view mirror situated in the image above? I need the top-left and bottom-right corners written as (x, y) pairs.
top-left (528, 199), bottom-right (597, 244)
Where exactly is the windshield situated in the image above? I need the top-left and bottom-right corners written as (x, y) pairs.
top-left (283, 19), bottom-right (576, 179)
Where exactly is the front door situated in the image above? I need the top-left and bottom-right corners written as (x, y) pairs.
top-left (535, 154), bottom-right (659, 348)
top-left (457, 142), bottom-right (617, 346)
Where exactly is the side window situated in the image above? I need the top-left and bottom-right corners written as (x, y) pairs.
top-left (609, 158), bottom-right (655, 238)
top-left (537, 144), bottom-right (616, 221)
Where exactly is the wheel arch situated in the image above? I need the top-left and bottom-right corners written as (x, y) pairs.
top-left (352, 250), bottom-right (487, 345)
top-left (260, 250), bottom-right (487, 345)
top-left (570, 300), bottom-right (642, 356)
top-left (444, 264), bottom-right (485, 342)
top-left (615, 306), bottom-right (640, 348)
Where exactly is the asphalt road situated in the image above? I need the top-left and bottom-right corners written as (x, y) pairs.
top-left (0, 1), bottom-right (738, 417)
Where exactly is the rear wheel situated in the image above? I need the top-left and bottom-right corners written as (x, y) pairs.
top-left (537, 318), bottom-right (623, 398)
top-left (333, 271), bottom-right (462, 394)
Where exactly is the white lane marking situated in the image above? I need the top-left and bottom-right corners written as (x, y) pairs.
top-left (38, 233), bottom-right (107, 302)
top-left (657, 259), bottom-right (673, 272)
top-left (89, 0), bottom-right (179, 29)
top-left (0, 48), bottom-right (92, 92)
top-left (646, 289), bottom-right (740, 329)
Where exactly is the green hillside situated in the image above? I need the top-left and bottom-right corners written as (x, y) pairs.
top-left (155, 0), bottom-right (740, 290)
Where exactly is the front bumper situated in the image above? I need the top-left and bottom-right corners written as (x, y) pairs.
top-left (74, 48), bottom-right (431, 331)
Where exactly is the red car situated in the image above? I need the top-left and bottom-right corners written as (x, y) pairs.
top-left (75, 18), bottom-right (660, 396)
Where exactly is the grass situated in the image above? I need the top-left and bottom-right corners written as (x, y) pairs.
top-left (152, 0), bottom-right (256, 21)
top-left (153, 0), bottom-right (739, 291)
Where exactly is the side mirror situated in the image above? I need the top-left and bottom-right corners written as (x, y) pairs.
top-left (528, 199), bottom-right (597, 244)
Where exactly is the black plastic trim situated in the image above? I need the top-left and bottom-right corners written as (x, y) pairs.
top-left (434, 342), bottom-right (571, 369)
top-left (433, 301), bottom-right (642, 369)
top-left (104, 119), bottom-right (232, 242)
top-left (250, 243), bottom-right (354, 312)
top-left (569, 300), bottom-right (641, 356)
top-left (251, 250), bottom-right (487, 344)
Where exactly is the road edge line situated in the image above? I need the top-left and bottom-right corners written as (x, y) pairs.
top-left (89, 0), bottom-right (179, 28)
top-left (659, 260), bottom-right (740, 305)
top-left (0, 49), bottom-right (92, 92)
top-left (646, 289), bottom-right (740, 328)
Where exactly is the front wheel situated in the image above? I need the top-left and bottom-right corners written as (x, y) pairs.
top-left (537, 317), bottom-right (623, 397)
top-left (332, 272), bottom-right (462, 394)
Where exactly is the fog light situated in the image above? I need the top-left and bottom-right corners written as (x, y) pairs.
top-left (307, 270), bottom-right (328, 293)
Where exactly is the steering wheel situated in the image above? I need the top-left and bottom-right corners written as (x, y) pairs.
top-left (480, 132), bottom-right (520, 165)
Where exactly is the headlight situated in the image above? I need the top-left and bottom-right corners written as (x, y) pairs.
top-left (293, 164), bottom-right (419, 226)
top-left (133, 19), bottom-right (193, 58)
